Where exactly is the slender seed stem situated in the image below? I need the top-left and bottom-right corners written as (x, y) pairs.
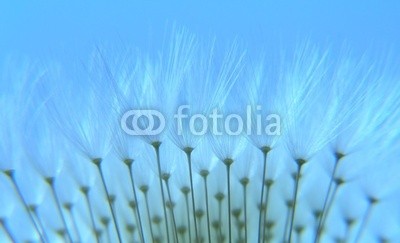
top-left (164, 177), bottom-right (179, 243)
top-left (232, 209), bottom-right (241, 242)
top-left (239, 178), bottom-right (248, 243)
top-left (177, 226), bottom-right (187, 242)
top-left (225, 163), bottom-right (232, 243)
top-left (258, 148), bottom-right (270, 243)
top-left (343, 218), bottom-right (355, 243)
top-left (314, 155), bottom-right (342, 243)
top-left (288, 160), bottom-right (305, 243)
top-left (322, 189), bottom-right (337, 227)
top-left (295, 226), bottom-right (304, 243)
top-left (265, 220), bottom-right (275, 243)
top-left (182, 188), bottom-right (192, 242)
top-left (167, 204), bottom-right (177, 243)
top-left (141, 186), bottom-right (155, 242)
top-left (80, 186), bottom-right (100, 243)
top-left (152, 142), bottom-right (171, 243)
top-left (317, 179), bottom-right (344, 243)
top-left (283, 200), bottom-right (293, 243)
top-left (262, 186), bottom-right (267, 241)
top-left (129, 202), bottom-right (141, 242)
top-left (184, 147), bottom-right (199, 242)
top-left (218, 201), bottom-right (224, 241)
top-left (64, 203), bottom-right (82, 242)
top-left (93, 160), bottom-right (122, 243)
top-left (236, 221), bottom-right (243, 243)
top-left (354, 198), bottom-right (377, 242)
top-left (195, 210), bottom-right (204, 241)
top-left (103, 219), bottom-right (112, 243)
top-left (126, 224), bottom-right (136, 241)
top-left (201, 172), bottom-right (212, 243)
top-left (3, 170), bottom-right (45, 242)
top-left (126, 161), bottom-right (145, 243)
top-left (211, 221), bottom-right (220, 242)
top-left (29, 205), bottom-right (50, 243)
top-left (0, 219), bottom-right (16, 242)
top-left (96, 230), bottom-right (103, 242)
top-left (262, 180), bottom-right (273, 243)
top-left (46, 177), bottom-right (74, 243)
top-left (216, 193), bottom-right (224, 242)
top-left (152, 215), bottom-right (163, 240)
top-left (312, 210), bottom-right (322, 241)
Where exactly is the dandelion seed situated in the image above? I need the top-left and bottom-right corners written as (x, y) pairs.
top-left (2, 30), bottom-right (400, 243)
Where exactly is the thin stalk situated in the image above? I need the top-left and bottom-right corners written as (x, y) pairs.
top-left (163, 175), bottom-right (179, 243)
top-left (92, 158), bottom-right (122, 242)
top-left (224, 159), bottom-right (233, 243)
top-left (126, 224), bottom-right (135, 241)
top-left (314, 154), bottom-right (343, 243)
top-left (215, 192), bottom-right (225, 242)
top-left (80, 186), bottom-right (100, 243)
top-left (45, 177), bottom-right (74, 243)
top-left (152, 216), bottom-right (163, 241)
top-left (312, 210), bottom-right (322, 240)
top-left (0, 219), bottom-right (16, 242)
top-left (288, 159), bottom-right (306, 243)
top-left (257, 147), bottom-right (270, 243)
top-left (152, 142), bottom-right (171, 243)
top-left (237, 221), bottom-right (244, 243)
top-left (227, 177), bottom-right (231, 243)
top-left (343, 218), bottom-right (355, 243)
top-left (201, 171), bottom-right (212, 243)
top-left (232, 209), bottom-right (241, 242)
top-left (29, 205), bottom-right (50, 242)
top-left (181, 187), bottom-right (192, 242)
top-left (212, 220), bottom-right (223, 242)
top-left (184, 147), bottom-right (199, 242)
top-left (3, 170), bottom-right (45, 242)
top-left (195, 210), bottom-right (204, 242)
top-left (177, 226), bottom-right (187, 242)
top-left (295, 226), bottom-right (304, 243)
top-left (101, 217), bottom-right (112, 243)
top-left (262, 180), bottom-right (273, 242)
top-left (283, 200), bottom-right (293, 243)
top-left (128, 201), bottom-right (141, 243)
top-left (317, 179), bottom-right (345, 243)
top-left (354, 198), bottom-right (377, 242)
top-left (125, 159), bottom-right (145, 243)
top-left (64, 203), bottom-right (82, 242)
top-left (239, 178), bottom-right (249, 243)
top-left (166, 202), bottom-right (177, 243)
top-left (140, 185), bottom-right (155, 242)
top-left (96, 230), bottom-right (103, 241)
top-left (265, 220), bottom-right (275, 243)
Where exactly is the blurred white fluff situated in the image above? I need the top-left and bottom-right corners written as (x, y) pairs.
top-left (45, 59), bottom-right (115, 160)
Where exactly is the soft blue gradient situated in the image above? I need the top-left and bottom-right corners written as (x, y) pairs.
top-left (1, 0), bottom-right (400, 58)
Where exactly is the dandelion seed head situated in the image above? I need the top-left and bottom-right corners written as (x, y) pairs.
top-left (1, 28), bottom-right (400, 243)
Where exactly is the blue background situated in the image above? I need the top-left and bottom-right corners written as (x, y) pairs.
top-left (1, 0), bottom-right (400, 60)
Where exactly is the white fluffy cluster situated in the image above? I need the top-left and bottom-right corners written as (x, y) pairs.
top-left (1, 31), bottom-right (400, 243)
